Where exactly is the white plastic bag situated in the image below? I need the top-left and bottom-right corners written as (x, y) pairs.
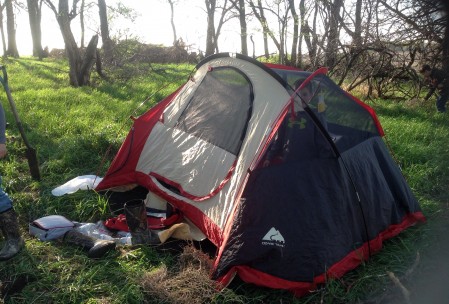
top-left (76, 221), bottom-right (132, 246)
top-left (51, 175), bottom-right (103, 196)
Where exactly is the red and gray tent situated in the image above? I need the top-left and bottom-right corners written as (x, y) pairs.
top-left (96, 53), bottom-right (425, 296)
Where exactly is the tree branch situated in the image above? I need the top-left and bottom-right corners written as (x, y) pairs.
top-left (43, 0), bottom-right (57, 15)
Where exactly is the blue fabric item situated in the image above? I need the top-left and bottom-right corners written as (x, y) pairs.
top-left (0, 176), bottom-right (13, 213)
top-left (436, 89), bottom-right (449, 112)
top-left (0, 101), bottom-right (6, 144)
top-left (0, 99), bottom-right (11, 213)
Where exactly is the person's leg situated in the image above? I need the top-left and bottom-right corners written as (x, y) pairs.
top-left (0, 176), bottom-right (24, 261)
top-left (0, 177), bottom-right (13, 214)
top-left (436, 90), bottom-right (449, 112)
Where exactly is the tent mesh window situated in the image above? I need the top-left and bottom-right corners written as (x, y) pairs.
top-left (176, 67), bottom-right (253, 155)
top-left (309, 75), bottom-right (380, 153)
top-left (272, 69), bottom-right (381, 155)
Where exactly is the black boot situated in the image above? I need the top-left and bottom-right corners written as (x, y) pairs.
top-left (124, 199), bottom-right (159, 245)
top-left (63, 229), bottom-right (116, 259)
top-left (0, 208), bottom-right (25, 261)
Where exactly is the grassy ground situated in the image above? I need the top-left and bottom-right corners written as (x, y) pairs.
top-left (0, 58), bottom-right (448, 304)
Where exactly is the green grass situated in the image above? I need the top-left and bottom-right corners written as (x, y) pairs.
top-left (0, 58), bottom-right (448, 303)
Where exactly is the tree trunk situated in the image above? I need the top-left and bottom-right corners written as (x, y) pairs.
top-left (98, 0), bottom-right (113, 63)
top-left (0, 4), bottom-right (7, 57)
top-left (5, 0), bottom-right (18, 57)
top-left (45, 0), bottom-right (95, 86)
top-left (288, 0), bottom-right (299, 66)
top-left (237, 0), bottom-right (247, 56)
top-left (277, 6), bottom-right (287, 65)
top-left (353, 0), bottom-right (362, 49)
top-left (297, 0), bottom-right (305, 68)
top-left (204, 0), bottom-right (232, 55)
top-left (78, 34), bottom-right (98, 85)
top-left (249, 0), bottom-right (280, 59)
top-left (325, 0), bottom-right (343, 69)
top-left (205, 0), bottom-right (216, 56)
top-left (258, 0), bottom-right (269, 58)
top-left (213, 0), bottom-right (231, 54)
top-left (58, 4), bottom-right (82, 86)
top-left (299, 0), bottom-right (316, 65)
top-left (168, 0), bottom-right (177, 45)
top-left (297, 29), bottom-right (303, 68)
top-left (80, 0), bottom-right (85, 48)
top-left (27, 0), bottom-right (44, 59)
top-left (250, 34), bottom-right (255, 58)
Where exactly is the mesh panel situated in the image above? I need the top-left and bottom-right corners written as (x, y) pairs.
top-left (272, 69), bottom-right (380, 155)
top-left (176, 67), bottom-right (253, 155)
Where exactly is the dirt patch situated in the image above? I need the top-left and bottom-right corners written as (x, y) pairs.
top-left (369, 210), bottom-right (449, 304)
top-left (405, 214), bottom-right (449, 304)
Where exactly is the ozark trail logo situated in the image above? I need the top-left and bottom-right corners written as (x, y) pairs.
top-left (261, 227), bottom-right (285, 247)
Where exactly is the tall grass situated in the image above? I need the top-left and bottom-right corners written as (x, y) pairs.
top-left (0, 58), bottom-right (447, 303)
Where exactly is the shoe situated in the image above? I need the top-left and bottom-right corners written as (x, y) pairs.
top-left (63, 229), bottom-right (116, 259)
top-left (124, 199), bottom-right (160, 245)
top-left (0, 208), bottom-right (25, 261)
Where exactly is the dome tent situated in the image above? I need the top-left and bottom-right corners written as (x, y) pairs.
top-left (96, 53), bottom-right (425, 297)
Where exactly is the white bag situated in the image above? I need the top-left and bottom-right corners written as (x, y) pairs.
top-left (29, 215), bottom-right (75, 241)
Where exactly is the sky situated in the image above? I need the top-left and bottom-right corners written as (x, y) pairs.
top-left (13, 0), bottom-right (246, 56)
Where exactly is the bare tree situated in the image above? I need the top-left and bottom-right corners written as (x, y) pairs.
top-left (343, 0), bottom-right (449, 99)
top-left (75, 0), bottom-right (95, 49)
top-left (378, 0), bottom-right (448, 69)
top-left (44, 0), bottom-right (98, 86)
top-left (352, 0), bottom-right (362, 49)
top-left (247, 0), bottom-right (269, 58)
top-left (230, 0), bottom-right (248, 56)
top-left (5, 0), bottom-right (19, 57)
top-left (331, 0), bottom-right (369, 84)
top-left (27, 0), bottom-right (45, 59)
top-left (204, 0), bottom-right (232, 56)
top-left (80, 0), bottom-right (84, 47)
top-left (167, 0), bottom-right (177, 45)
top-left (248, 0), bottom-right (290, 62)
top-left (287, 0), bottom-right (298, 66)
top-left (323, 0), bottom-right (343, 69)
top-left (333, 0), bottom-right (363, 50)
top-left (298, 0), bottom-right (319, 68)
top-left (440, 1), bottom-right (449, 73)
top-left (0, 1), bottom-right (7, 57)
top-left (213, 0), bottom-right (447, 99)
top-left (205, 0), bottom-right (216, 55)
top-left (98, 0), bottom-right (113, 63)
top-left (273, 1), bottom-right (290, 64)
